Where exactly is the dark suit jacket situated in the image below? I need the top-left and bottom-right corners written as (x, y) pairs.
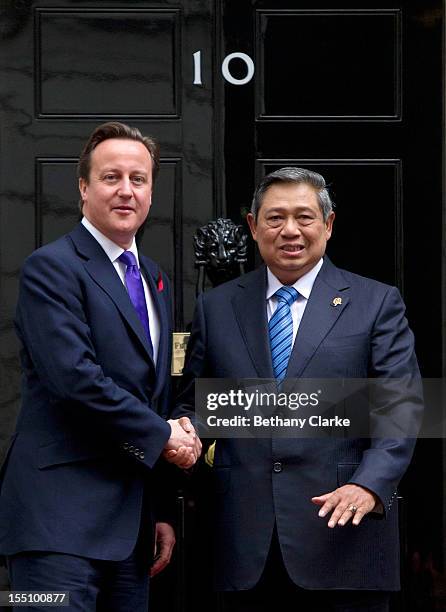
top-left (0, 223), bottom-right (173, 561)
top-left (176, 258), bottom-right (422, 591)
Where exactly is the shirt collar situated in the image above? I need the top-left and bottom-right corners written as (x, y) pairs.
top-left (266, 258), bottom-right (323, 301)
top-left (81, 217), bottom-right (140, 267)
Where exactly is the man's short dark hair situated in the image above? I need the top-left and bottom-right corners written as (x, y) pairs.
top-left (251, 167), bottom-right (334, 221)
top-left (77, 121), bottom-right (160, 184)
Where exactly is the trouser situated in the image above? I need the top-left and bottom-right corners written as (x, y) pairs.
top-left (7, 546), bottom-right (150, 612)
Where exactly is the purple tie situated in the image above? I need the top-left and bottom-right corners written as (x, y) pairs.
top-left (118, 251), bottom-right (153, 356)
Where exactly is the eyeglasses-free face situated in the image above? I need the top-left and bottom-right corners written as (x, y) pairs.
top-left (247, 182), bottom-right (335, 285)
top-left (79, 138), bottom-right (153, 249)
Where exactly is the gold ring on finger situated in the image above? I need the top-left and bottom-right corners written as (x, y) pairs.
top-left (348, 504), bottom-right (358, 514)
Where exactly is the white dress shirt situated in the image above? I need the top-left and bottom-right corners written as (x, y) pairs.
top-left (266, 258), bottom-right (323, 344)
top-left (81, 217), bottom-right (160, 364)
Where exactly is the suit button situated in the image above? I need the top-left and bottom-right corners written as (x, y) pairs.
top-left (123, 443), bottom-right (129, 450)
top-left (273, 461), bottom-right (283, 473)
top-left (129, 445), bottom-right (134, 452)
top-left (139, 452), bottom-right (145, 460)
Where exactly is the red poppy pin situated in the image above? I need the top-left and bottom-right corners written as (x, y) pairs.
top-left (157, 271), bottom-right (164, 292)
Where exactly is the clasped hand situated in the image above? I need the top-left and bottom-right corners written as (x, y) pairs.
top-left (163, 417), bottom-right (202, 469)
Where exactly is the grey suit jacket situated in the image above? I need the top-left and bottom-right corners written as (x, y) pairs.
top-left (176, 258), bottom-right (422, 591)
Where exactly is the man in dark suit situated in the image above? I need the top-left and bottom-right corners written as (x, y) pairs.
top-left (177, 167), bottom-right (422, 611)
top-left (0, 122), bottom-right (200, 610)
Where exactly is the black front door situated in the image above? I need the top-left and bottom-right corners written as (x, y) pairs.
top-left (0, 0), bottom-right (217, 439)
top-left (221, 2), bottom-right (444, 610)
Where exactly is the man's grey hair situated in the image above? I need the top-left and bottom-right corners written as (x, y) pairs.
top-left (251, 167), bottom-right (334, 221)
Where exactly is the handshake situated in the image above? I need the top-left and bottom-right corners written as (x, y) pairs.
top-left (163, 417), bottom-right (202, 469)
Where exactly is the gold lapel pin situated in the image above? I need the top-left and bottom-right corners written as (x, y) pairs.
top-left (332, 297), bottom-right (342, 307)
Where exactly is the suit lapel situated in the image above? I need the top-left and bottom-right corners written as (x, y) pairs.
top-left (232, 266), bottom-right (274, 378)
top-left (140, 256), bottom-right (169, 397)
top-left (68, 224), bottom-right (155, 365)
top-left (287, 258), bottom-right (350, 377)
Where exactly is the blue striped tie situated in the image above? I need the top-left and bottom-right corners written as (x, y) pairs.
top-left (269, 286), bottom-right (299, 382)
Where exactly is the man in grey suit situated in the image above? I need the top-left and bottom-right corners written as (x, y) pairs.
top-left (176, 167), bottom-right (422, 611)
